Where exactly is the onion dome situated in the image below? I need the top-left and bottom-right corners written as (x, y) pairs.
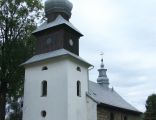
top-left (45, 0), bottom-right (73, 22)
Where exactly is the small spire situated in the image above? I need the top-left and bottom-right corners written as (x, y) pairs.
top-left (97, 53), bottom-right (109, 89)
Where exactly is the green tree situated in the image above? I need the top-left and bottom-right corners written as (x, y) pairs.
top-left (0, 0), bottom-right (43, 119)
top-left (6, 98), bottom-right (23, 120)
top-left (144, 94), bottom-right (156, 120)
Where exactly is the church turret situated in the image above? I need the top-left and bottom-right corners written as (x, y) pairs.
top-left (97, 57), bottom-right (109, 89)
top-left (32, 0), bottom-right (82, 55)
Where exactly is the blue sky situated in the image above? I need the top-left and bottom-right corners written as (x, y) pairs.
top-left (68, 0), bottom-right (156, 112)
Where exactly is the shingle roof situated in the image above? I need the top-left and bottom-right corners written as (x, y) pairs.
top-left (22, 49), bottom-right (91, 66)
top-left (32, 15), bottom-right (82, 35)
top-left (88, 81), bottom-right (141, 113)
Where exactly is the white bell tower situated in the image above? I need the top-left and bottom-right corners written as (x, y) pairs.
top-left (22, 0), bottom-right (92, 120)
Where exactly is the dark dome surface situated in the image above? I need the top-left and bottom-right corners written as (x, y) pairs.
top-left (45, 0), bottom-right (73, 20)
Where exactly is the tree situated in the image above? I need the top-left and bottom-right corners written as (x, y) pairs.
top-left (0, 0), bottom-right (43, 119)
top-left (6, 98), bottom-right (23, 120)
top-left (144, 94), bottom-right (156, 120)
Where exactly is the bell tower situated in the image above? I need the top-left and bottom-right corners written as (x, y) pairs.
top-left (22, 0), bottom-right (91, 120)
top-left (33, 0), bottom-right (82, 55)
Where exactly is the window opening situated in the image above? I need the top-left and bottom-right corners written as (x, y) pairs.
top-left (76, 67), bottom-right (81, 72)
top-left (124, 116), bottom-right (128, 120)
top-left (42, 66), bottom-right (48, 71)
top-left (77, 81), bottom-right (81, 97)
top-left (41, 110), bottom-right (46, 118)
top-left (42, 81), bottom-right (47, 97)
top-left (110, 112), bottom-right (114, 120)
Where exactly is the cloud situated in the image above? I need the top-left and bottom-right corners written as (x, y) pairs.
top-left (69, 0), bottom-right (156, 112)
top-left (42, 0), bottom-right (156, 112)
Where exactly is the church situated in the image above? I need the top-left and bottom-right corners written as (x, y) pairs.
top-left (22, 0), bottom-right (142, 120)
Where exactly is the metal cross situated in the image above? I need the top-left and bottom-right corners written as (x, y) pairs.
top-left (100, 52), bottom-right (104, 62)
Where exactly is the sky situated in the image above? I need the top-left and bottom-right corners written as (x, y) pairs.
top-left (67, 0), bottom-right (156, 112)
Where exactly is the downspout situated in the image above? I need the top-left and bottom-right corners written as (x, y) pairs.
top-left (87, 65), bottom-right (94, 92)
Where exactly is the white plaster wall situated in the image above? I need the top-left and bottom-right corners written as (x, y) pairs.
top-left (23, 57), bottom-right (68, 120)
top-left (23, 56), bottom-right (90, 120)
top-left (86, 97), bottom-right (97, 120)
top-left (66, 58), bottom-right (89, 120)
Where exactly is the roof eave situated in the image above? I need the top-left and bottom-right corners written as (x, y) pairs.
top-left (22, 52), bottom-right (92, 67)
top-left (32, 23), bottom-right (83, 37)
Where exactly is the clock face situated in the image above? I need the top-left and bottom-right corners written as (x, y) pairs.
top-left (69, 39), bottom-right (74, 46)
top-left (46, 37), bottom-right (52, 45)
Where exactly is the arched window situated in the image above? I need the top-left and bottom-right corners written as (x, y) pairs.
top-left (76, 66), bottom-right (81, 72)
top-left (42, 81), bottom-right (47, 97)
top-left (77, 81), bottom-right (81, 97)
top-left (110, 112), bottom-right (114, 120)
top-left (41, 110), bottom-right (46, 117)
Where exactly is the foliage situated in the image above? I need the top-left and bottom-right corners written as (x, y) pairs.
top-left (144, 94), bottom-right (156, 120)
top-left (6, 98), bottom-right (23, 120)
top-left (0, 0), bottom-right (43, 119)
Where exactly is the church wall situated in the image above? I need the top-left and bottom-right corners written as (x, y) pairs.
top-left (66, 57), bottom-right (89, 120)
top-left (97, 106), bottom-right (141, 120)
top-left (23, 58), bottom-right (69, 120)
top-left (86, 97), bottom-right (97, 120)
top-left (128, 115), bottom-right (141, 120)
